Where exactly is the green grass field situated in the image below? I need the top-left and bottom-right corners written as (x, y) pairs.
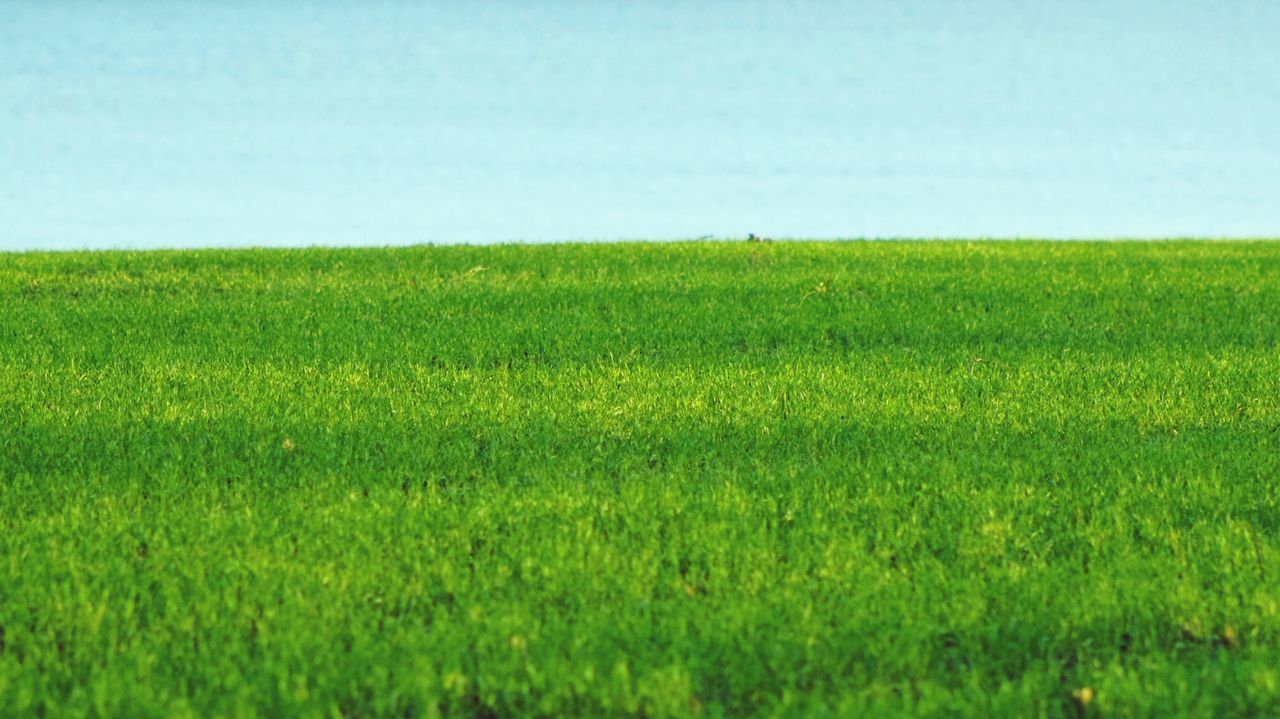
top-left (3, 240), bottom-right (1280, 717)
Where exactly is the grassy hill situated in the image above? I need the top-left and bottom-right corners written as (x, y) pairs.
top-left (3, 240), bottom-right (1279, 717)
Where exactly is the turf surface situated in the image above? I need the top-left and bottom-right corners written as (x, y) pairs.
top-left (2, 240), bottom-right (1280, 717)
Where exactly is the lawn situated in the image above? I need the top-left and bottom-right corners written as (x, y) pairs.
top-left (2, 240), bottom-right (1279, 717)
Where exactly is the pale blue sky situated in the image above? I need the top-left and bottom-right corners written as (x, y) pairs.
top-left (2, 1), bottom-right (1278, 249)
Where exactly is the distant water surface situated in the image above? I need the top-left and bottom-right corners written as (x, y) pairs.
top-left (2, 1), bottom-right (1278, 249)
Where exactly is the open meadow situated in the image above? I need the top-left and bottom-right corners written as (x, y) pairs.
top-left (2, 240), bottom-right (1280, 717)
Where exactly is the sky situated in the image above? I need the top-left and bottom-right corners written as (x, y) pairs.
top-left (2, 1), bottom-right (1279, 250)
